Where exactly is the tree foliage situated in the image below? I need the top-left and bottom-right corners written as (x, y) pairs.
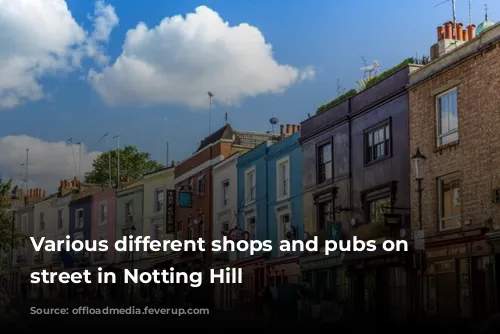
top-left (0, 179), bottom-right (24, 254)
top-left (85, 145), bottom-right (163, 186)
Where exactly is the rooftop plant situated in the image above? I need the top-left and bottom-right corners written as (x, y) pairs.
top-left (316, 56), bottom-right (429, 115)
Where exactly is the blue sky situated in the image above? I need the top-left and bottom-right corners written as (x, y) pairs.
top-left (0, 0), bottom-right (497, 190)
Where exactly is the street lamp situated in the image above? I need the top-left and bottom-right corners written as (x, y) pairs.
top-left (411, 148), bottom-right (426, 322)
top-left (122, 225), bottom-right (136, 302)
top-left (9, 190), bottom-right (20, 295)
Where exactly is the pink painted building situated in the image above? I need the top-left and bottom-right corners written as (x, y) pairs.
top-left (91, 189), bottom-right (117, 265)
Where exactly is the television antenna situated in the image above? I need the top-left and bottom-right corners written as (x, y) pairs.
top-left (435, 0), bottom-right (457, 41)
top-left (269, 115), bottom-right (279, 134)
top-left (360, 60), bottom-right (380, 78)
top-left (336, 78), bottom-right (346, 97)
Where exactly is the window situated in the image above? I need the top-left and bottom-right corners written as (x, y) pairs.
top-left (317, 143), bottom-right (332, 183)
top-left (368, 197), bottom-right (391, 224)
top-left (125, 202), bottom-right (133, 223)
top-left (73, 232), bottom-right (84, 258)
top-left (39, 212), bottom-right (45, 231)
top-left (152, 220), bottom-right (163, 241)
top-left (335, 267), bottom-right (349, 302)
top-left (280, 214), bottom-right (291, 241)
top-left (199, 222), bottom-right (204, 239)
top-left (95, 235), bottom-right (107, 261)
top-left (177, 222), bottom-right (183, 241)
top-left (388, 267), bottom-right (406, 307)
top-left (99, 202), bottom-right (107, 225)
top-left (21, 214), bottom-right (28, 232)
top-left (247, 217), bottom-right (256, 239)
top-left (318, 201), bottom-right (332, 229)
top-left (188, 178), bottom-right (195, 192)
top-left (222, 180), bottom-right (230, 206)
top-left (155, 189), bottom-right (165, 213)
top-left (245, 168), bottom-right (256, 202)
top-left (75, 209), bottom-right (84, 228)
top-left (276, 157), bottom-right (290, 200)
top-left (198, 174), bottom-right (205, 197)
top-left (57, 209), bottom-right (63, 229)
top-left (221, 221), bottom-right (229, 234)
top-left (365, 122), bottom-right (391, 163)
top-left (438, 175), bottom-right (460, 230)
top-left (436, 88), bottom-right (458, 146)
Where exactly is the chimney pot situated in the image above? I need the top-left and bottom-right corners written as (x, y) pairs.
top-left (286, 124), bottom-right (291, 134)
top-left (37, 188), bottom-right (41, 197)
top-left (297, 125), bottom-right (301, 131)
top-left (171, 160), bottom-right (176, 167)
top-left (29, 189), bottom-right (33, 197)
top-left (463, 29), bottom-right (469, 41)
top-left (445, 22), bottom-right (453, 39)
top-left (467, 24), bottom-right (476, 40)
top-left (280, 124), bottom-right (285, 136)
top-left (292, 125), bottom-right (297, 133)
top-left (60, 180), bottom-right (63, 188)
top-left (42, 190), bottom-right (46, 198)
top-left (437, 26), bottom-right (445, 41)
top-left (457, 23), bottom-right (464, 40)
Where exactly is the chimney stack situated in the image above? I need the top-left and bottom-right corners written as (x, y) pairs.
top-left (437, 26), bottom-right (445, 41)
top-left (445, 22), bottom-right (453, 39)
top-left (463, 29), bottom-right (469, 41)
top-left (286, 124), bottom-right (291, 135)
top-left (467, 24), bottom-right (476, 40)
top-left (456, 23), bottom-right (464, 40)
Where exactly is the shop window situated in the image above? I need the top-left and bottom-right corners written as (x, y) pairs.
top-left (459, 258), bottom-right (471, 317)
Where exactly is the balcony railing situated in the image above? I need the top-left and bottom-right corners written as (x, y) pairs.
top-left (93, 252), bottom-right (107, 262)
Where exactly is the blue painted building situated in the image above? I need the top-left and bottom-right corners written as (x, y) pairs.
top-left (68, 195), bottom-right (92, 265)
top-left (236, 126), bottom-right (302, 285)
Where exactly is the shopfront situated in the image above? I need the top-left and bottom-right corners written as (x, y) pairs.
top-left (423, 238), bottom-right (491, 324)
top-left (299, 251), bottom-right (346, 302)
top-left (343, 246), bottom-right (410, 324)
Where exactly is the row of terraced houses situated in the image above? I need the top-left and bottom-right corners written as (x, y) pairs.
top-left (1, 17), bottom-right (500, 325)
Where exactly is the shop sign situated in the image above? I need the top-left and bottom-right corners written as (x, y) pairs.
top-left (354, 254), bottom-right (404, 269)
top-left (301, 256), bottom-right (340, 271)
top-left (427, 245), bottom-right (466, 259)
top-left (166, 190), bottom-right (176, 233)
top-left (222, 227), bottom-right (250, 242)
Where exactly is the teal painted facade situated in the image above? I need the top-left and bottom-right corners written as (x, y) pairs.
top-left (236, 132), bottom-right (302, 258)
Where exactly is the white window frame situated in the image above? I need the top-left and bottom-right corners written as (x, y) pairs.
top-left (436, 88), bottom-right (458, 147)
top-left (125, 201), bottom-right (133, 223)
top-left (155, 188), bottom-right (165, 213)
top-left (21, 214), bottom-right (28, 232)
top-left (438, 174), bottom-right (461, 231)
top-left (245, 166), bottom-right (256, 205)
top-left (75, 208), bottom-right (84, 229)
top-left (57, 209), bottom-right (63, 229)
top-left (276, 156), bottom-right (290, 202)
top-left (245, 215), bottom-right (257, 257)
top-left (151, 219), bottom-right (164, 241)
top-left (99, 201), bottom-right (108, 226)
top-left (39, 212), bottom-right (45, 231)
top-left (73, 232), bottom-right (84, 256)
top-left (222, 179), bottom-right (230, 207)
top-left (277, 211), bottom-right (291, 257)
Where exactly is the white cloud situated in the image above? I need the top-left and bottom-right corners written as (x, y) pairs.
top-left (0, 0), bottom-right (117, 109)
top-left (88, 5), bottom-right (315, 109)
top-left (0, 135), bottom-right (101, 191)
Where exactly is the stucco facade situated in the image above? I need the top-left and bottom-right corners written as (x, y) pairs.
top-left (91, 188), bottom-right (117, 265)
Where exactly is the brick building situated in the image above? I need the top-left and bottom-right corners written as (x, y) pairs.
top-left (173, 124), bottom-right (279, 272)
top-left (409, 21), bottom-right (499, 323)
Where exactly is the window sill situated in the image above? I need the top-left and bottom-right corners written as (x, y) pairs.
top-left (276, 195), bottom-right (290, 203)
top-left (364, 154), bottom-right (392, 167)
top-left (435, 140), bottom-right (459, 153)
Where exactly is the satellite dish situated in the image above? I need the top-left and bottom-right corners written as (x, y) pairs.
top-left (269, 117), bottom-right (279, 125)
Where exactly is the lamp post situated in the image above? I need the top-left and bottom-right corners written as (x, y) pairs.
top-left (122, 225), bottom-right (136, 302)
top-left (9, 191), bottom-right (20, 295)
top-left (411, 148), bottom-right (426, 322)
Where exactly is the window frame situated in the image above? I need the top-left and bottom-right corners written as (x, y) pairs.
top-left (245, 166), bottom-right (257, 204)
top-left (99, 201), bottom-right (108, 226)
top-left (437, 173), bottom-right (461, 231)
top-left (316, 141), bottom-right (333, 184)
top-left (154, 188), bottom-right (165, 213)
top-left (222, 179), bottom-right (230, 206)
top-left (276, 156), bottom-right (290, 202)
top-left (436, 88), bottom-right (458, 147)
top-left (75, 208), bottom-right (84, 229)
top-left (277, 211), bottom-right (291, 256)
top-left (364, 118), bottom-right (392, 165)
